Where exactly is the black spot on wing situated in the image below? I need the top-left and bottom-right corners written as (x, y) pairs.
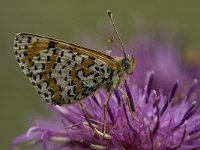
top-left (89, 56), bottom-right (95, 60)
top-left (48, 41), bottom-right (57, 49)
top-left (67, 60), bottom-right (71, 65)
top-left (57, 57), bottom-right (61, 63)
top-left (67, 89), bottom-right (74, 97)
top-left (72, 54), bottom-right (76, 60)
top-left (47, 56), bottom-right (51, 61)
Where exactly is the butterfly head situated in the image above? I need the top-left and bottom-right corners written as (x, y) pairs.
top-left (122, 55), bottom-right (136, 75)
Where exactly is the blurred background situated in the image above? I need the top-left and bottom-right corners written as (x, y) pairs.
top-left (0, 1), bottom-right (200, 149)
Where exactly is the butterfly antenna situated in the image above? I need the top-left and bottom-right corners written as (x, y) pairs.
top-left (107, 10), bottom-right (126, 57)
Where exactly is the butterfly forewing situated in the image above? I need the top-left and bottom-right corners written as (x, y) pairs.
top-left (14, 33), bottom-right (117, 105)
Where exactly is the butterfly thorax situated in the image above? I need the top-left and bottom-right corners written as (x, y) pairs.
top-left (102, 69), bottom-right (125, 93)
top-left (103, 56), bottom-right (136, 93)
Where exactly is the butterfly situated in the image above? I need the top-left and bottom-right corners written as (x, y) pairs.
top-left (14, 33), bottom-right (135, 105)
top-left (14, 10), bottom-right (136, 134)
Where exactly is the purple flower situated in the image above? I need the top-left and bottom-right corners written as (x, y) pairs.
top-left (12, 72), bottom-right (200, 150)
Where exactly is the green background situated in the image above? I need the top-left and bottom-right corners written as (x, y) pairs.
top-left (0, 1), bottom-right (200, 149)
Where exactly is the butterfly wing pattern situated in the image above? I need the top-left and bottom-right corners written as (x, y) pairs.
top-left (14, 33), bottom-right (131, 105)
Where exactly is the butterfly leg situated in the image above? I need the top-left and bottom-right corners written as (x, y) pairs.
top-left (119, 87), bottom-right (139, 121)
top-left (103, 93), bottom-right (112, 134)
top-left (79, 100), bottom-right (112, 139)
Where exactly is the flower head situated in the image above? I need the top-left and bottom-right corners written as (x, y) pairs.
top-left (12, 71), bottom-right (200, 149)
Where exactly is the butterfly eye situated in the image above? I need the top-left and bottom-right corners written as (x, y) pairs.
top-left (122, 58), bottom-right (131, 71)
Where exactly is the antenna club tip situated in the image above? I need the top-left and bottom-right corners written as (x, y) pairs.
top-left (107, 38), bottom-right (113, 44)
top-left (107, 10), bottom-right (112, 17)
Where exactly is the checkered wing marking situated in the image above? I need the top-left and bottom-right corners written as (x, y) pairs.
top-left (14, 33), bottom-right (117, 105)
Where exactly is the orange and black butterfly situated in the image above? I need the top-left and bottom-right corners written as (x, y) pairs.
top-left (14, 33), bottom-right (135, 105)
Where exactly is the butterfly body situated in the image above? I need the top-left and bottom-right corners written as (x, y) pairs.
top-left (14, 33), bottom-right (135, 105)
